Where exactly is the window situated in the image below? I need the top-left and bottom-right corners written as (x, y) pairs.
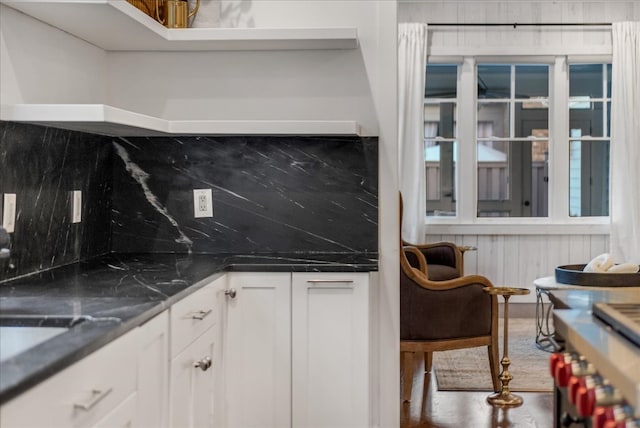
top-left (424, 64), bottom-right (458, 216)
top-left (476, 64), bottom-right (549, 217)
top-left (568, 64), bottom-right (611, 217)
top-left (423, 59), bottom-right (611, 221)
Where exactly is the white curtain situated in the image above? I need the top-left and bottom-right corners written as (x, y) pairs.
top-left (610, 22), bottom-right (640, 264)
top-left (398, 23), bottom-right (428, 244)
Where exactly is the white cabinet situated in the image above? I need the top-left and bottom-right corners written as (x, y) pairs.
top-left (224, 272), bottom-right (292, 428)
top-left (292, 272), bottom-right (370, 428)
top-left (136, 311), bottom-right (169, 428)
top-left (222, 271), bottom-right (370, 428)
top-left (0, 326), bottom-right (139, 428)
top-left (168, 275), bottom-right (226, 428)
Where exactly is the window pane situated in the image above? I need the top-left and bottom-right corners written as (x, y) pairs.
top-left (567, 63), bottom-right (610, 218)
top-left (424, 103), bottom-right (456, 138)
top-left (569, 64), bottom-right (603, 98)
top-left (515, 102), bottom-right (548, 138)
top-left (515, 65), bottom-right (549, 98)
top-left (425, 140), bottom-right (457, 216)
top-left (425, 64), bottom-right (458, 217)
top-left (426, 65), bottom-right (458, 98)
top-left (569, 102), bottom-right (604, 137)
top-left (478, 65), bottom-right (510, 99)
top-left (607, 101), bottom-right (611, 137)
top-left (477, 141), bottom-right (548, 217)
top-left (569, 140), bottom-right (609, 217)
top-left (477, 142), bottom-right (508, 203)
top-left (478, 102), bottom-right (509, 137)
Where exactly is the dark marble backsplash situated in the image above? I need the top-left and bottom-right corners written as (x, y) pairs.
top-left (111, 135), bottom-right (378, 254)
top-left (0, 121), bottom-right (113, 281)
top-left (1, 122), bottom-right (377, 281)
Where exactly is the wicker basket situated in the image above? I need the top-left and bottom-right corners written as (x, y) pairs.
top-left (127, 0), bottom-right (164, 23)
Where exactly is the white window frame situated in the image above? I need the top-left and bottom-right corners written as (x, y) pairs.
top-left (424, 55), bottom-right (611, 235)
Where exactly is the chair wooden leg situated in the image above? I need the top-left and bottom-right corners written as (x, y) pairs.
top-left (401, 351), bottom-right (414, 402)
top-left (488, 344), bottom-right (500, 392)
top-left (424, 352), bottom-right (433, 374)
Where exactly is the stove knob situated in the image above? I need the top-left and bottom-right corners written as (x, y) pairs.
top-left (569, 376), bottom-right (581, 403)
top-left (594, 404), bottom-right (633, 428)
top-left (555, 357), bottom-right (591, 387)
top-left (593, 406), bottom-right (615, 428)
top-left (569, 373), bottom-right (601, 404)
top-left (577, 386), bottom-right (597, 416)
top-left (577, 382), bottom-right (621, 417)
top-left (555, 360), bottom-right (572, 387)
top-left (550, 352), bottom-right (573, 378)
top-left (550, 353), bottom-right (562, 377)
top-left (603, 421), bottom-right (636, 428)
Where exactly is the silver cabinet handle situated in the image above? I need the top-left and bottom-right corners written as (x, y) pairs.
top-left (194, 356), bottom-right (212, 372)
top-left (307, 279), bottom-right (354, 284)
top-left (225, 288), bottom-right (237, 299)
top-left (191, 309), bottom-right (212, 320)
top-left (73, 388), bottom-right (113, 411)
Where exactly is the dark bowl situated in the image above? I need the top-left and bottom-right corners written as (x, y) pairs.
top-left (555, 264), bottom-right (640, 287)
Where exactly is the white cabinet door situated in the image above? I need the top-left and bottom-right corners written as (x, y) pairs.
top-left (92, 393), bottom-right (137, 428)
top-left (0, 327), bottom-right (138, 428)
top-left (224, 272), bottom-right (291, 428)
top-left (291, 272), bottom-right (370, 428)
top-left (169, 324), bottom-right (216, 428)
top-left (136, 311), bottom-right (169, 428)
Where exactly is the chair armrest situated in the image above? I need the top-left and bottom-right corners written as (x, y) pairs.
top-left (458, 245), bottom-right (477, 254)
top-left (403, 246), bottom-right (428, 274)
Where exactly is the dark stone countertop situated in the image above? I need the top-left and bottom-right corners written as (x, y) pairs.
top-left (0, 251), bottom-right (377, 404)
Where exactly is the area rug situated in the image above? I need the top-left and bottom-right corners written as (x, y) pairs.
top-left (433, 318), bottom-right (553, 392)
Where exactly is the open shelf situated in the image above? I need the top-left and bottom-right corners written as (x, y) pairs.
top-left (1, 104), bottom-right (362, 136)
top-left (1, 1), bottom-right (359, 51)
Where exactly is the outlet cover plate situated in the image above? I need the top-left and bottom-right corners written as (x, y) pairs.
top-left (2, 193), bottom-right (16, 233)
top-left (71, 190), bottom-right (82, 223)
top-left (193, 189), bottom-right (213, 218)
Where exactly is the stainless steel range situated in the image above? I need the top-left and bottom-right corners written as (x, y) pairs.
top-left (593, 303), bottom-right (640, 348)
top-left (552, 301), bottom-right (640, 428)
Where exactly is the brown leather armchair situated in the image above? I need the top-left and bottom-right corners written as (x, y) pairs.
top-left (399, 197), bottom-right (500, 400)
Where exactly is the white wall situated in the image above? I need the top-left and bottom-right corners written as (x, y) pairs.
top-left (0, 5), bottom-right (107, 105)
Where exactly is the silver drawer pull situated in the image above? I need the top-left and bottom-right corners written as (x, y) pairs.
top-left (306, 279), bottom-right (354, 284)
top-left (73, 388), bottom-right (113, 411)
top-left (191, 309), bottom-right (212, 320)
top-left (194, 356), bottom-right (212, 372)
top-left (224, 288), bottom-right (237, 299)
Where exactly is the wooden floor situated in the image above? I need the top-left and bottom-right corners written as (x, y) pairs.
top-left (400, 350), bottom-right (554, 428)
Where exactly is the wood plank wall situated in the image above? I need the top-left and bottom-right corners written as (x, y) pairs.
top-left (426, 233), bottom-right (609, 302)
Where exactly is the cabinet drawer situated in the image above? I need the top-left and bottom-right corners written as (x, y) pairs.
top-left (170, 280), bottom-right (219, 358)
top-left (0, 327), bottom-right (138, 428)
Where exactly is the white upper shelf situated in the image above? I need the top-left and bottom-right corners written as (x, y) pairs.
top-left (0, 104), bottom-right (362, 136)
top-left (1, 0), bottom-right (359, 51)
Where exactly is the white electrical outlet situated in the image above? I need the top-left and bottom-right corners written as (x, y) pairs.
top-left (2, 193), bottom-right (16, 233)
top-left (193, 189), bottom-right (213, 218)
top-left (71, 190), bottom-right (82, 224)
